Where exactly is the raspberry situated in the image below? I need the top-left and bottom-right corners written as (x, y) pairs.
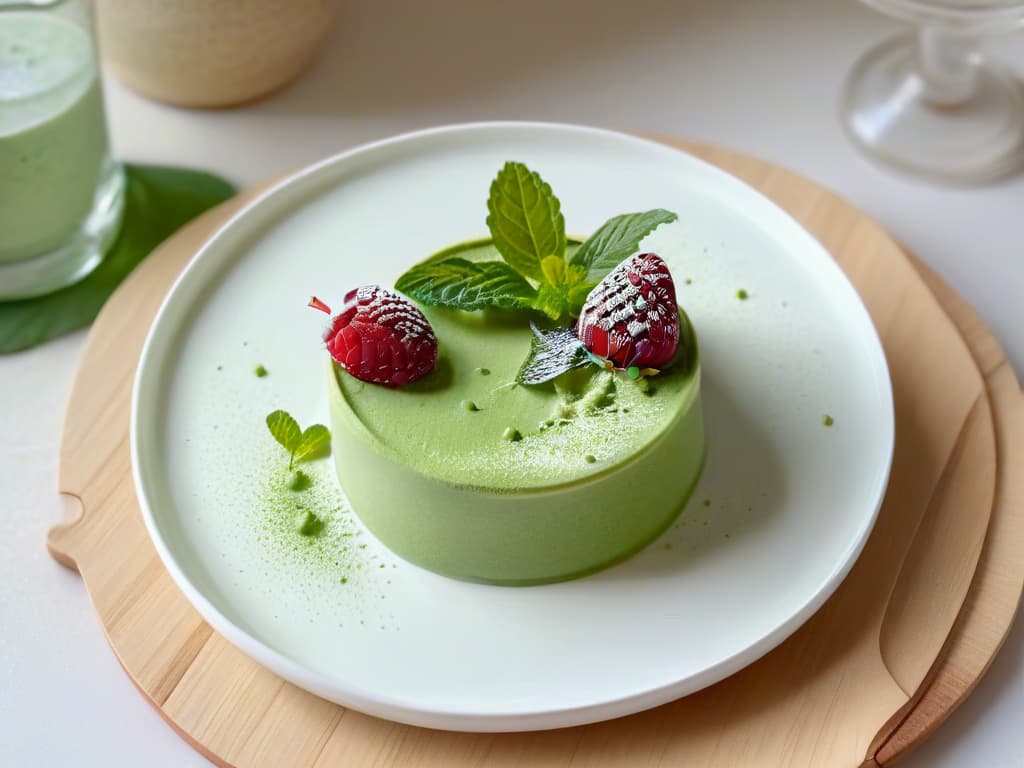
top-left (576, 253), bottom-right (679, 369)
top-left (310, 286), bottom-right (438, 387)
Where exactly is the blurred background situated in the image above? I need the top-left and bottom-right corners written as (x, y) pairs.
top-left (99, 0), bottom-right (1024, 366)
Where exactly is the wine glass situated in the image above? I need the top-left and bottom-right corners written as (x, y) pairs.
top-left (841, 0), bottom-right (1024, 182)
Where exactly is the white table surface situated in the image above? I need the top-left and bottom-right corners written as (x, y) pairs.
top-left (2, 0), bottom-right (1023, 765)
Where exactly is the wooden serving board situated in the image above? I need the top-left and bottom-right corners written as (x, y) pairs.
top-left (47, 141), bottom-right (1024, 767)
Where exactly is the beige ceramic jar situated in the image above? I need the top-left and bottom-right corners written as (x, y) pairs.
top-left (95, 0), bottom-right (337, 107)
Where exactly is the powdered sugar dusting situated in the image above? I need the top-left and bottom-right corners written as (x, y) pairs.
top-left (357, 286), bottom-right (436, 343)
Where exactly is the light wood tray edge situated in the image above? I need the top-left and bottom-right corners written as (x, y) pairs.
top-left (872, 254), bottom-right (1024, 765)
top-left (44, 141), bottom-right (1024, 767)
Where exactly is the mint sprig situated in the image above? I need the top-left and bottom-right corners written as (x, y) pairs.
top-left (393, 161), bottom-right (677, 322)
top-left (266, 410), bottom-right (331, 469)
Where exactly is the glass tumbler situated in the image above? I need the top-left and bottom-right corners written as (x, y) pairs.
top-left (0, 0), bottom-right (124, 300)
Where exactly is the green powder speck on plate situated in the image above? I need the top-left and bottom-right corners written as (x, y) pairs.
top-left (255, 364), bottom-right (268, 377)
top-left (295, 509), bottom-right (324, 537)
top-left (823, 414), bottom-right (835, 427)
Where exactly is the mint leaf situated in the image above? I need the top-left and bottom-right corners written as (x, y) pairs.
top-left (517, 323), bottom-right (590, 385)
top-left (266, 410), bottom-right (301, 455)
top-left (486, 162), bottom-right (565, 282)
top-left (571, 209), bottom-right (677, 283)
top-left (293, 424), bottom-right (331, 464)
top-left (395, 258), bottom-right (537, 311)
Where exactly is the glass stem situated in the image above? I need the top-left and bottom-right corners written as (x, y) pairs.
top-left (915, 26), bottom-right (980, 107)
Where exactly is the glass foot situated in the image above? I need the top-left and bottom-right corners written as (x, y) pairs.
top-left (0, 159), bottom-right (126, 301)
top-left (841, 35), bottom-right (1024, 183)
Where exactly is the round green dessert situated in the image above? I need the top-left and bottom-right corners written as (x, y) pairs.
top-left (327, 241), bottom-right (705, 585)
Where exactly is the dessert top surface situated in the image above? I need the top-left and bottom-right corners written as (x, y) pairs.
top-left (330, 240), bottom-right (700, 492)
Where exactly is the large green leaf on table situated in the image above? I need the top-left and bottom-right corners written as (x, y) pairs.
top-left (0, 164), bottom-right (236, 354)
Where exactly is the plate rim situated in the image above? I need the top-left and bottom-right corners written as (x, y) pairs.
top-left (130, 120), bottom-right (895, 731)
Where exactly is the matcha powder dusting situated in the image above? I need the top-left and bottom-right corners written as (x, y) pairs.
top-left (255, 462), bottom-right (369, 588)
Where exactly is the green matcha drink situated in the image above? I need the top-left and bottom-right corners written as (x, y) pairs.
top-left (328, 241), bottom-right (706, 585)
top-left (0, 10), bottom-right (122, 296)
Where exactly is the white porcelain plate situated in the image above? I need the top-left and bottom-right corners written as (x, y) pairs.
top-left (132, 123), bottom-right (893, 731)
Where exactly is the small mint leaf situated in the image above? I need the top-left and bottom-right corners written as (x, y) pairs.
top-left (517, 323), bottom-right (590, 385)
top-left (533, 283), bottom-right (567, 320)
top-left (293, 424), bottom-right (331, 464)
top-left (266, 410), bottom-right (301, 454)
top-left (486, 162), bottom-right (565, 282)
top-left (571, 209), bottom-right (678, 283)
top-left (395, 258), bottom-right (537, 311)
top-left (533, 258), bottom-right (591, 320)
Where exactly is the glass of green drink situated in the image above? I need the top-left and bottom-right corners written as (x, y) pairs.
top-left (0, 0), bottom-right (124, 299)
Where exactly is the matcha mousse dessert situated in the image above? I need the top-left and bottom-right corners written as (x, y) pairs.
top-left (312, 162), bottom-right (705, 585)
